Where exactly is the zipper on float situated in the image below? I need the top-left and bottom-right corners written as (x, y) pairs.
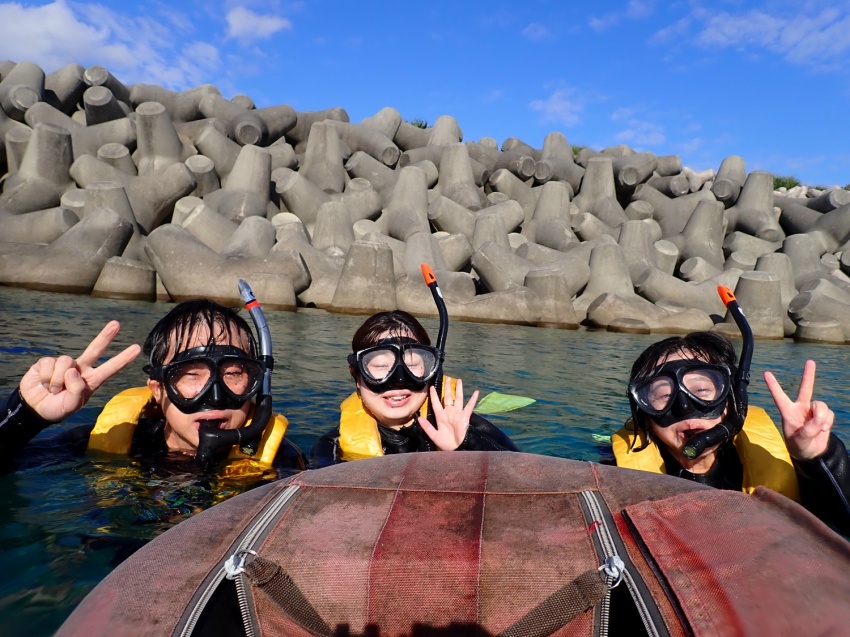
top-left (579, 490), bottom-right (669, 637)
top-left (177, 484), bottom-right (301, 637)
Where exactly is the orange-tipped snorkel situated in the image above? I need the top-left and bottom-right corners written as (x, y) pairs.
top-left (421, 264), bottom-right (448, 428)
top-left (682, 286), bottom-right (753, 459)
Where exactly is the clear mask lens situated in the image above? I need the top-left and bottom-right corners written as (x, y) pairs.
top-left (166, 358), bottom-right (263, 400)
top-left (358, 344), bottom-right (439, 383)
top-left (631, 362), bottom-right (731, 417)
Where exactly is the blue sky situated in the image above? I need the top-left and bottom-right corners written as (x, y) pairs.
top-left (1, 0), bottom-right (849, 187)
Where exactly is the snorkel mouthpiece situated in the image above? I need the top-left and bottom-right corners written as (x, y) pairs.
top-left (194, 279), bottom-right (275, 468)
top-left (682, 286), bottom-right (753, 460)
top-left (421, 264), bottom-right (448, 431)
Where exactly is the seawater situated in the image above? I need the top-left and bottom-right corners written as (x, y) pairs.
top-left (1, 286), bottom-right (849, 635)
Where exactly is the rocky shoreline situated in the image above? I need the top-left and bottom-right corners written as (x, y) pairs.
top-left (1, 61), bottom-right (849, 343)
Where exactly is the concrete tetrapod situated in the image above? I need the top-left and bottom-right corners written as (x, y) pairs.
top-left (573, 242), bottom-right (636, 319)
top-left (434, 232), bottom-right (473, 272)
top-left (631, 184), bottom-right (716, 238)
top-left (272, 234), bottom-right (343, 309)
top-left (83, 86), bottom-right (128, 126)
top-left (325, 120), bottom-right (400, 167)
top-left (724, 171), bottom-right (783, 242)
top-left (714, 271), bottom-right (785, 339)
top-left (471, 241), bottom-right (533, 292)
top-left (273, 167), bottom-right (332, 232)
top-left (44, 62), bottom-right (86, 114)
top-left (0, 122), bottom-right (74, 214)
top-left (345, 150), bottom-right (398, 206)
top-left (711, 155), bottom-right (746, 205)
top-left (381, 166), bottom-right (431, 241)
top-left (300, 120), bottom-right (346, 194)
top-left (185, 155), bottom-right (219, 197)
top-left (634, 266), bottom-right (742, 318)
top-left (0, 207), bottom-right (132, 293)
top-left (134, 102), bottom-right (195, 175)
top-left (70, 155), bottom-right (196, 233)
top-left (0, 61), bottom-right (44, 122)
top-left (428, 195), bottom-right (476, 239)
top-left (789, 290), bottom-right (850, 341)
top-left (586, 293), bottom-right (713, 334)
top-left (311, 201), bottom-right (355, 259)
top-left (91, 256), bottom-right (156, 301)
top-left (435, 142), bottom-right (484, 210)
top-left (97, 143), bottom-right (137, 176)
top-left (204, 144), bottom-right (270, 222)
top-left (334, 178), bottom-right (382, 224)
top-left (177, 200), bottom-right (238, 253)
top-left (328, 239), bottom-right (397, 314)
top-left (220, 216), bottom-right (276, 259)
top-left (523, 268), bottom-right (580, 328)
top-left (144, 224), bottom-right (308, 310)
top-left (756, 252), bottom-right (798, 336)
top-left (451, 286), bottom-right (543, 326)
top-left (0, 207), bottom-right (78, 244)
top-left (667, 200), bottom-right (726, 269)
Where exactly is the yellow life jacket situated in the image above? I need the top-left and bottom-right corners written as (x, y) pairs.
top-left (86, 387), bottom-right (289, 478)
top-left (338, 377), bottom-right (457, 461)
top-left (611, 406), bottom-right (800, 501)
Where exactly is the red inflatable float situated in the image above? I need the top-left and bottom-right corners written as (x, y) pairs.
top-left (58, 452), bottom-right (850, 636)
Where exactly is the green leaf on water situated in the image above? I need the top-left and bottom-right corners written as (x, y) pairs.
top-left (591, 433), bottom-right (612, 443)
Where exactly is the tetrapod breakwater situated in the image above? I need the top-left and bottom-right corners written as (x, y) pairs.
top-left (1, 60), bottom-right (849, 343)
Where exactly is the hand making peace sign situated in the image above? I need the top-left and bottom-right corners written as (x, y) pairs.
top-left (19, 321), bottom-right (142, 423)
top-left (763, 360), bottom-right (833, 461)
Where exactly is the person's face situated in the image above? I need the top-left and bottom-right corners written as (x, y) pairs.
top-left (147, 323), bottom-right (253, 454)
top-left (355, 329), bottom-right (429, 430)
top-left (646, 350), bottom-right (727, 473)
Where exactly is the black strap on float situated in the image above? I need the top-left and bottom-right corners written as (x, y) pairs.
top-left (421, 264), bottom-right (448, 430)
top-left (682, 286), bottom-right (753, 459)
top-left (194, 279), bottom-right (275, 467)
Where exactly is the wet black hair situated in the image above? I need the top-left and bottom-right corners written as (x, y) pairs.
top-left (630, 331), bottom-right (737, 383)
top-left (349, 310), bottom-right (431, 379)
top-left (143, 299), bottom-right (257, 373)
top-left (627, 331), bottom-right (737, 450)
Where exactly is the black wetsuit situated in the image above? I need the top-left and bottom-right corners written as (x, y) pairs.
top-left (657, 434), bottom-right (850, 536)
top-left (309, 412), bottom-right (519, 468)
top-left (0, 388), bottom-right (305, 476)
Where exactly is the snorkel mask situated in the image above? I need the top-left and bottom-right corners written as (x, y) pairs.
top-left (348, 337), bottom-right (441, 394)
top-left (148, 280), bottom-right (274, 468)
top-left (628, 286), bottom-right (752, 460)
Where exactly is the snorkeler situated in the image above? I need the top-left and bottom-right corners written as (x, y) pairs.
top-left (0, 283), bottom-right (303, 476)
top-left (310, 268), bottom-right (518, 465)
top-left (612, 288), bottom-right (850, 535)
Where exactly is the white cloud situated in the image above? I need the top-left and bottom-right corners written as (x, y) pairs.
top-left (483, 89), bottom-right (503, 104)
top-left (0, 1), bottom-right (222, 89)
top-left (627, 1), bottom-right (654, 18)
top-left (225, 6), bottom-right (292, 42)
top-left (522, 22), bottom-right (550, 41)
top-left (529, 88), bottom-right (583, 127)
top-left (615, 119), bottom-right (665, 146)
top-left (659, 5), bottom-right (850, 67)
top-left (589, 14), bottom-right (619, 32)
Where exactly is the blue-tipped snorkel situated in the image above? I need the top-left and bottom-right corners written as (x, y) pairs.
top-left (682, 286), bottom-right (753, 459)
top-left (194, 279), bottom-right (275, 467)
top-left (421, 264), bottom-right (448, 428)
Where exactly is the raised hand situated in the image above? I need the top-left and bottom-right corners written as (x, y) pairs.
top-left (763, 360), bottom-right (833, 460)
top-left (417, 378), bottom-right (479, 451)
top-left (19, 321), bottom-right (142, 423)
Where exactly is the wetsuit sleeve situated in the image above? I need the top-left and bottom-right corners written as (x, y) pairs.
top-left (309, 427), bottom-right (343, 468)
top-left (456, 413), bottom-right (520, 452)
top-left (0, 388), bottom-right (56, 471)
top-left (792, 433), bottom-right (850, 536)
top-left (271, 437), bottom-right (307, 477)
